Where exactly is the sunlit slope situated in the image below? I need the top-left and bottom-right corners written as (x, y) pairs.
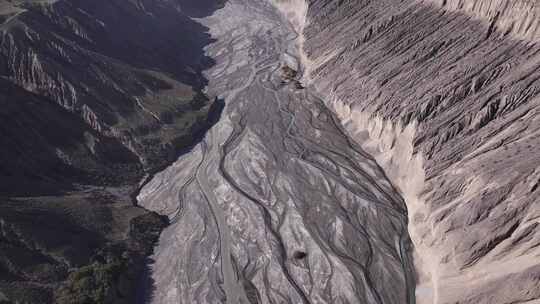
top-left (300, 0), bottom-right (540, 303)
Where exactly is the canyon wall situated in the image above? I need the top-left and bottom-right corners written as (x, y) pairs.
top-left (0, 1), bottom-right (224, 302)
top-left (0, 0), bottom-right (218, 195)
top-left (425, 0), bottom-right (540, 41)
top-left (298, 0), bottom-right (540, 303)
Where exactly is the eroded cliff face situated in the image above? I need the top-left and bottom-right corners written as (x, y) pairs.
top-left (299, 0), bottom-right (540, 303)
top-left (425, 0), bottom-right (540, 41)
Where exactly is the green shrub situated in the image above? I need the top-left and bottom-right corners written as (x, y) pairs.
top-left (55, 259), bottom-right (130, 304)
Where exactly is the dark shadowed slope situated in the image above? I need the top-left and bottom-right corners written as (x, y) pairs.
top-left (0, 0), bottom-right (225, 303)
top-left (0, 0), bottom-right (221, 194)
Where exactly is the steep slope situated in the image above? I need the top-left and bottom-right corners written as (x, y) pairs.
top-left (426, 0), bottom-right (540, 41)
top-left (0, 78), bottom-right (142, 195)
top-left (0, 0), bottom-right (224, 302)
top-left (0, 0), bottom-right (219, 194)
top-left (299, 0), bottom-right (540, 303)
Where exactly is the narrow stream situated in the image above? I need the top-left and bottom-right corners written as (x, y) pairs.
top-left (196, 132), bottom-right (251, 304)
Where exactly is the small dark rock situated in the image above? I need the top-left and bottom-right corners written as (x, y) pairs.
top-left (281, 65), bottom-right (298, 80)
top-left (293, 251), bottom-right (307, 260)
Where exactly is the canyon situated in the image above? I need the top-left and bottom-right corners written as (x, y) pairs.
top-left (1, 0), bottom-right (539, 303)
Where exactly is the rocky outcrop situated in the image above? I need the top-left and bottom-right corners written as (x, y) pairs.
top-left (298, 0), bottom-right (540, 303)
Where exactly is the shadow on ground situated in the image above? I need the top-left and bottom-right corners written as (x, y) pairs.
top-left (0, 0), bottom-right (227, 303)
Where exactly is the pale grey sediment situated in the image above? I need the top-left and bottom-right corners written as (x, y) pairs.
top-left (139, 0), bottom-right (540, 303)
top-left (139, 0), bottom-right (415, 303)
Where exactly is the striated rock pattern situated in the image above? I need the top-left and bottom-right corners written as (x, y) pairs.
top-left (139, 0), bottom-right (415, 303)
top-left (300, 0), bottom-right (540, 303)
top-left (2, 0), bottom-right (539, 303)
top-left (425, 0), bottom-right (540, 41)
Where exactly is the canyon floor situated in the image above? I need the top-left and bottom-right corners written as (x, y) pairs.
top-left (139, 1), bottom-right (415, 303)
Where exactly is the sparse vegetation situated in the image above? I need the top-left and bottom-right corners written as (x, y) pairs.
top-left (55, 213), bottom-right (167, 304)
top-left (55, 259), bottom-right (130, 304)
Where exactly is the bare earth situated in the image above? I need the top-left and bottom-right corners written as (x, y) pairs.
top-left (139, 0), bottom-right (540, 303)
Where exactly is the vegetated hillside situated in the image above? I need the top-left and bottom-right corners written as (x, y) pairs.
top-left (0, 0), bottom-right (224, 302)
top-left (301, 0), bottom-right (540, 303)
